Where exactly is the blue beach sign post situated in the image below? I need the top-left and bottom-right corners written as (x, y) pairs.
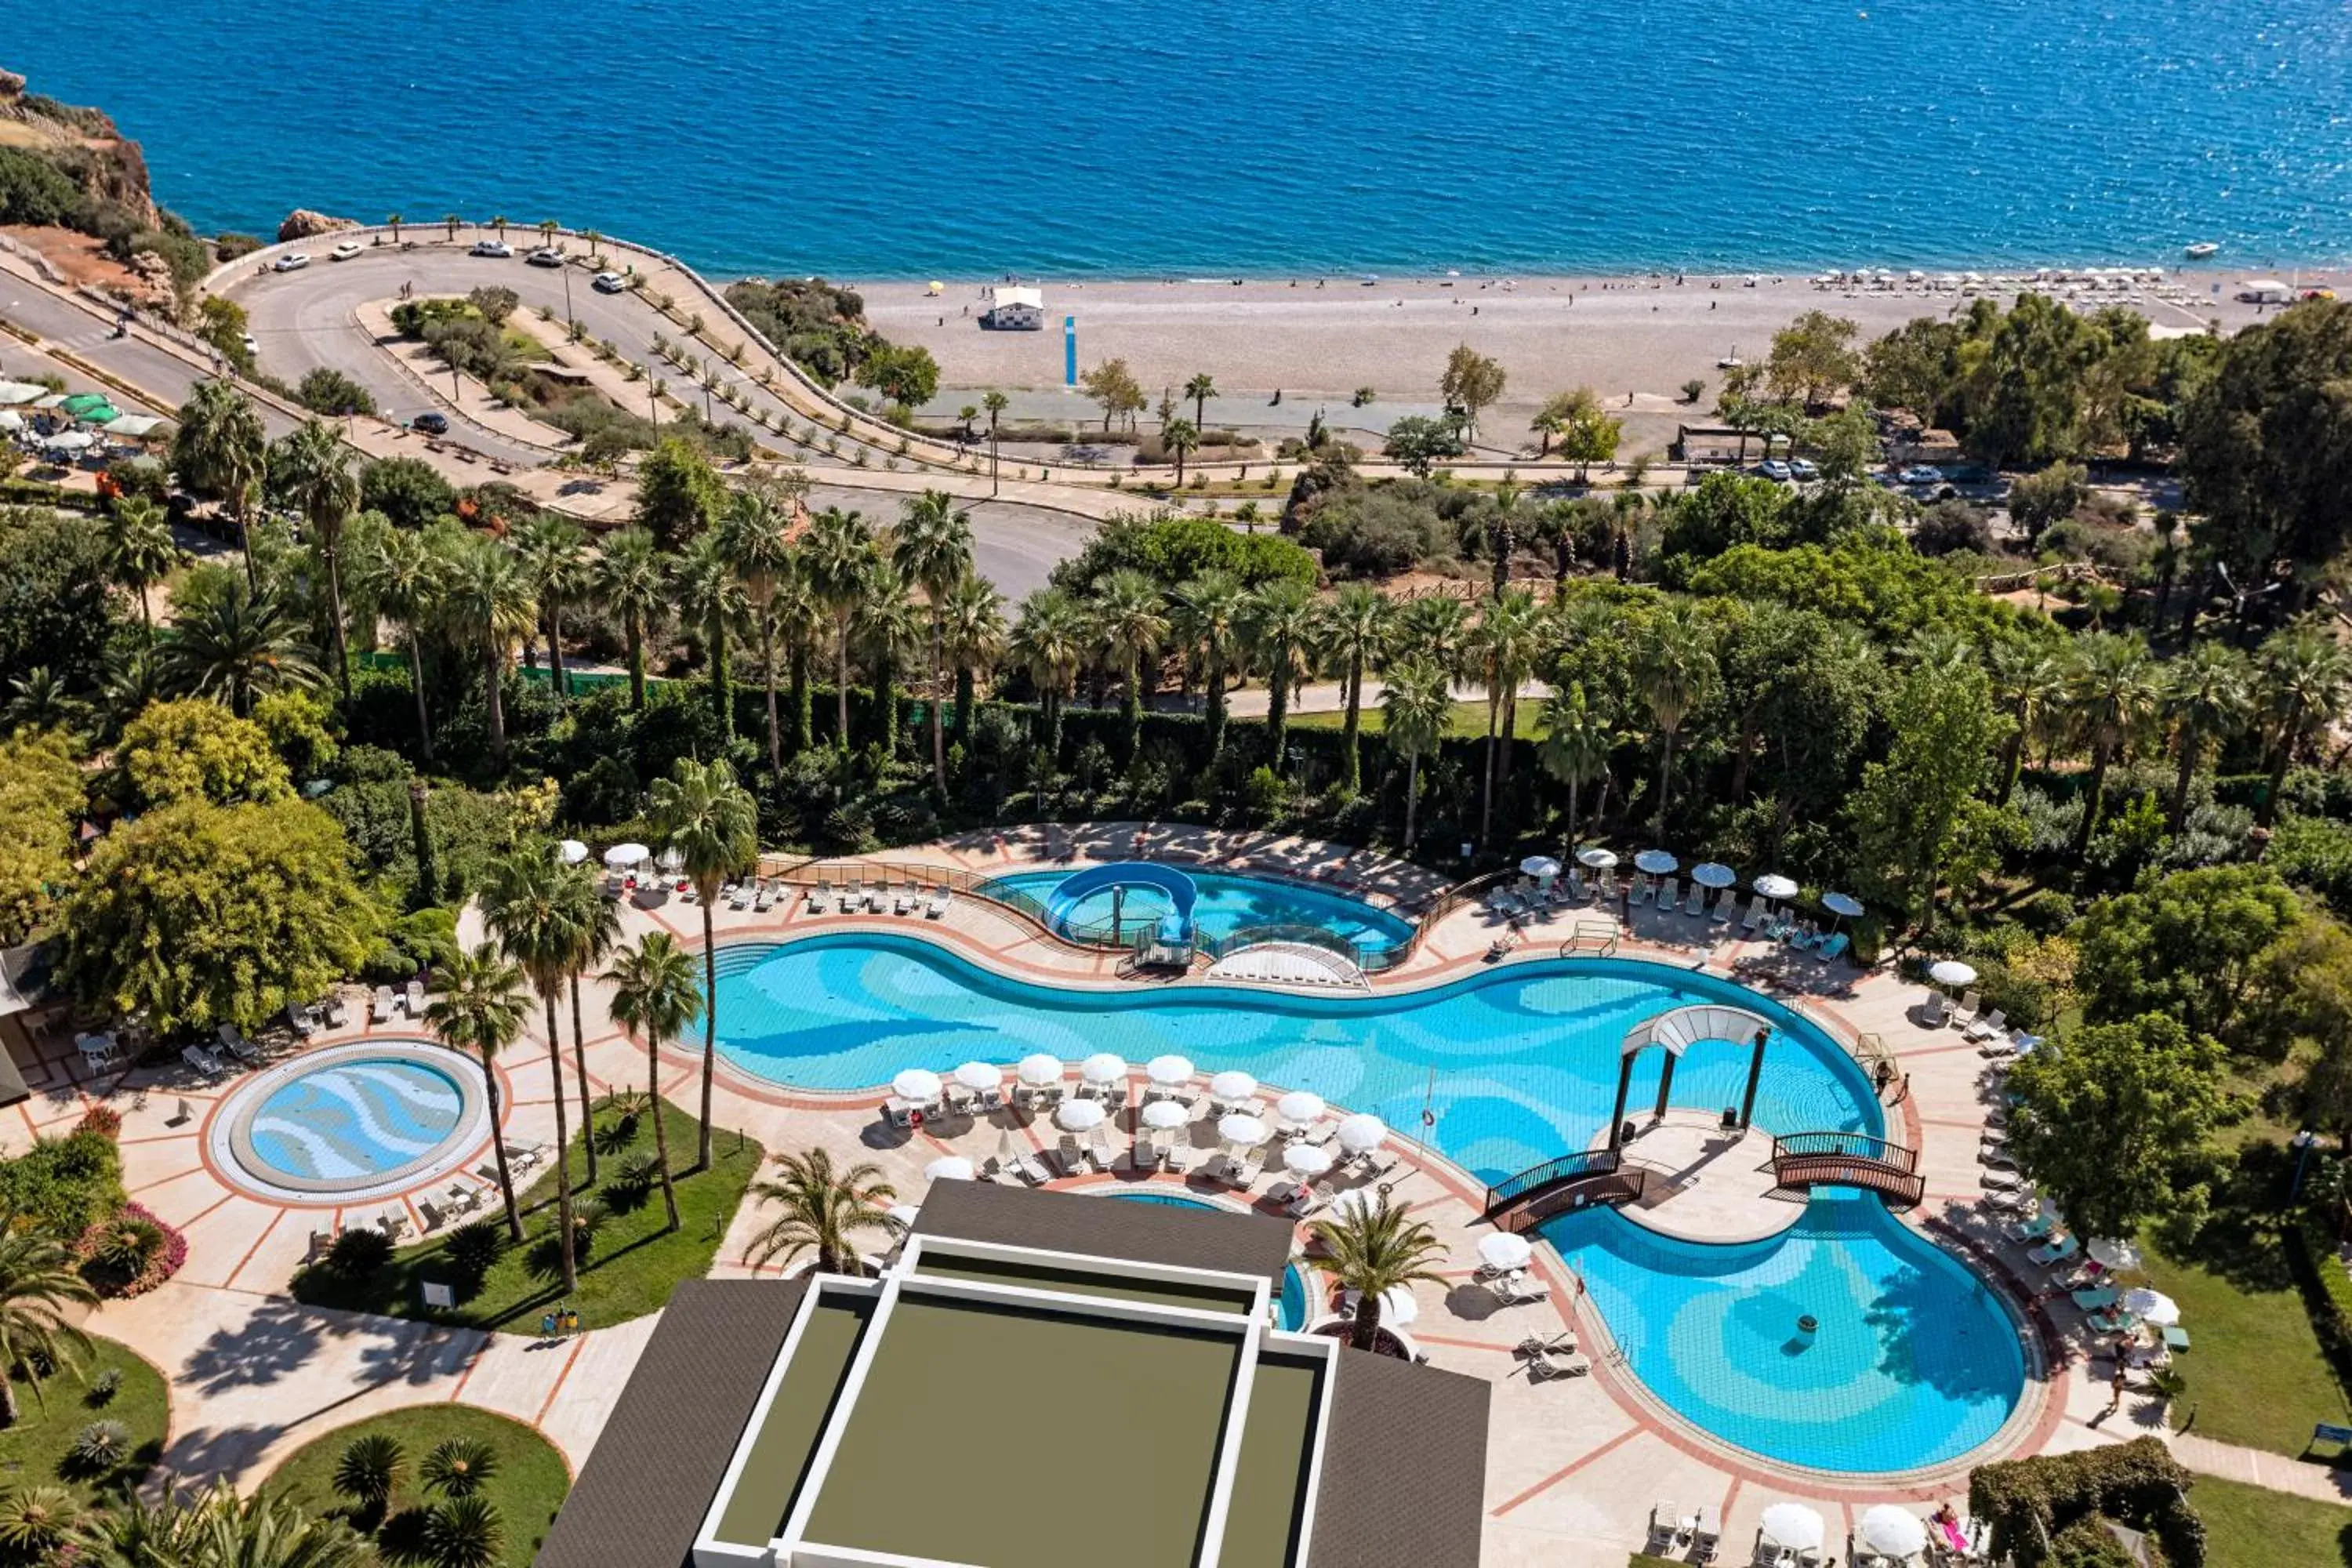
top-left (1065, 316), bottom-right (1077, 386)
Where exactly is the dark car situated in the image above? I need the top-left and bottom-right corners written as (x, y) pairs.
top-left (412, 412), bottom-right (450, 436)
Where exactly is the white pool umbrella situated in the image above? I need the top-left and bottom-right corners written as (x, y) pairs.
top-left (1056, 1099), bottom-right (1107, 1133)
top-left (2122, 1287), bottom-right (2180, 1327)
top-left (604, 842), bottom-right (650, 869)
top-left (885, 1203), bottom-right (920, 1230)
top-left (1690, 862), bottom-right (1737, 889)
top-left (2088, 1236), bottom-right (2143, 1271)
top-left (1017, 1054), bottom-right (1063, 1087)
top-left (1336, 1113), bottom-right (1388, 1154)
top-left (1369, 1284), bottom-right (1418, 1327)
top-left (924, 1156), bottom-right (975, 1181)
top-left (1576, 847), bottom-right (1618, 870)
top-left (953, 1061), bottom-right (1001, 1092)
top-left (1328, 1187), bottom-right (1382, 1221)
top-left (892, 1068), bottom-right (942, 1103)
top-left (1821, 891), bottom-right (1864, 919)
top-left (1479, 1232), bottom-right (1534, 1272)
top-left (1928, 960), bottom-right (1977, 988)
top-left (1759, 1503), bottom-right (1825, 1553)
top-left (1859, 1505), bottom-right (1927, 1560)
top-left (1218, 1113), bottom-right (1270, 1147)
top-left (1754, 873), bottom-right (1799, 902)
top-left (1146, 1054), bottom-right (1196, 1087)
top-left (1276, 1090), bottom-right (1326, 1127)
top-left (1519, 855), bottom-right (1561, 880)
top-left (1080, 1052), bottom-right (1128, 1086)
top-left (1634, 848), bottom-right (1678, 875)
top-left (1210, 1069), bottom-right (1258, 1103)
top-left (556, 839), bottom-right (590, 865)
top-left (1283, 1142), bottom-right (1335, 1177)
top-left (1142, 1099), bottom-right (1190, 1131)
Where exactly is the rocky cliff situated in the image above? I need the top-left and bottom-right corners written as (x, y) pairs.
top-left (0, 68), bottom-right (161, 229)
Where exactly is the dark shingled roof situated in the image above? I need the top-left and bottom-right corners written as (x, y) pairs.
top-left (909, 1178), bottom-right (1294, 1287)
top-left (533, 1278), bottom-right (808, 1568)
top-left (1308, 1348), bottom-right (1491, 1568)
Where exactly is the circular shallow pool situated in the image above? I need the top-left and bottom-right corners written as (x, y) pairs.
top-left (1105, 1189), bottom-right (1313, 1330)
top-left (978, 867), bottom-right (1416, 954)
top-left (211, 1041), bottom-right (491, 1202)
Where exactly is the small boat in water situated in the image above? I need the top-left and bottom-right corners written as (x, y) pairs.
top-left (2184, 241), bottom-right (2220, 259)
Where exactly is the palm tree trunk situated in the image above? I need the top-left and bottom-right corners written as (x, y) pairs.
top-left (762, 616), bottom-right (783, 774)
top-left (929, 613), bottom-right (948, 797)
top-left (568, 972), bottom-right (597, 1181)
top-left (325, 550), bottom-right (351, 700)
top-left (0, 1371), bottom-right (19, 1428)
top-left (1203, 648), bottom-right (1229, 772)
top-left (1352, 1295), bottom-right (1383, 1353)
top-left (1995, 703), bottom-right (2026, 807)
top-left (1341, 653), bottom-right (1364, 795)
top-left (835, 619), bottom-right (853, 752)
top-left (626, 608), bottom-right (647, 711)
top-left (1655, 730), bottom-right (1676, 833)
top-left (791, 644), bottom-right (813, 753)
top-left (2071, 746), bottom-right (2113, 861)
top-left (1479, 688), bottom-right (1501, 844)
top-left (408, 631), bottom-right (435, 761)
top-left (485, 645), bottom-right (509, 769)
top-left (546, 602), bottom-right (568, 706)
top-left (698, 904), bottom-right (718, 1171)
top-left (481, 1044), bottom-right (524, 1241)
top-left (1404, 754), bottom-right (1421, 848)
top-left (1123, 659), bottom-right (1142, 765)
top-left (1267, 655), bottom-right (1291, 772)
top-left (1730, 712), bottom-right (1757, 804)
top-left (2169, 733), bottom-right (2199, 834)
top-left (543, 993), bottom-right (577, 1293)
top-left (2260, 723), bottom-right (2297, 830)
top-left (649, 1034), bottom-right (680, 1232)
top-left (953, 664), bottom-right (976, 780)
top-left (1566, 777), bottom-right (1581, 854)
top-left (236, 490), bottom-right (258, 593)
top-left (709, 615), bottom-right (731, 735)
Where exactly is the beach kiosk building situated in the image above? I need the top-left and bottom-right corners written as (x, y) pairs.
top-left (980, 285), bottom-right (1044, 330)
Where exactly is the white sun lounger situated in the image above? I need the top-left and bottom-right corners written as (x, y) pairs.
top-left (1966, 1008), bottom-right (2008, 1042)
top-left (372, 985), bottom-right (398, 1023)
top-left (217, 1023), bottom-right (260, 1063)
top-left (926, 888), bottom-right (952, 918)
top-left (181, 1044), bottom-right (227, 1083)
top-left (894, 887), bottom-right (916, 915)
top-left (755, 880), bottom-right (779, 913)
top-left (1953, 989), bottom-right (1982, 1027)
top-left (1014, 1148), bottom-right (1052, 1184)
top-left (405, 979), bottom-right (426, 1014)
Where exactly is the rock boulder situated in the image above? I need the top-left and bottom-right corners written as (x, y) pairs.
top-left (277, 209), bottom-right (360, 243)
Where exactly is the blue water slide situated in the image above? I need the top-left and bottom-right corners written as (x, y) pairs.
top-left (1047, 860), bottom-right (1199, 942)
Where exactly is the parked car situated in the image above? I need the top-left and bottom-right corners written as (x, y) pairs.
top-left (1786, 457), bottom-right (1818, 480)
top-left (272, 252), bottom-right (310, 272)
top-left (1757, 459), bottom-right (1793, 482)
top-left (1899, 465), bottom-right (1944, 486)
top-left (591, 270), bottom-right (629, 293)
top-left (412, 412), bottom-right (450, 435)
top-left (330, 240), bottom-right (364, 262)
top-left (526, 246), bottom-right (564, 267)
top-left (470, 239), bottom-right (513, 259)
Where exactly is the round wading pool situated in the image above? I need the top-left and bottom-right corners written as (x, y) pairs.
top-left (209, 1040), bottom-right (492, 1203)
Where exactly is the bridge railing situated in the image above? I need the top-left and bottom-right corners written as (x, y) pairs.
top-left (1769, 1131), bottom-right (1918, 1173)
top-left (1483, 1149), bottom-right (1624, 1214)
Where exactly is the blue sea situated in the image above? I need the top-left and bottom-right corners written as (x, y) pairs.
top-left (19, 0), bottom-right (2352, 275)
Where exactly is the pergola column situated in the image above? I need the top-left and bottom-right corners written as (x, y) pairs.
top-left (1737, 1028), bottom-right (1770, 1130)
top-left (1653, 1051), bottom-right (1678, 1120)
top-left (1607, 1051), bottom-right (1638, 1151)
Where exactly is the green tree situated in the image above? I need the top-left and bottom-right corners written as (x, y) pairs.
top-left (1633, 602), bottom-right (1717, 833)
top-left (1846, 648), bottom-right (2001, 931)
top-left (2072, 864), bottom-right (2301, 1045)
top-left (172, 379), bottom-right (269, 588)
top-left (1985, 637), bottom-right (2065, 808)
top-left (676, 529), bottom-right (747, 739)
top-left (650, 758), bottom-right (757, 1170)
top-left (1319, 583), bottom-right (1393, 797)
top-left (0, 731), bottom-right (83, 946)
top-left (1175, 570), bottom-right (1247, 776)
top-left (1468, 588), bottom-right (1542, 840)
top-left (558, 869), bottom-right (620, 1185)
top-left (1381, 415), bottom-right (1465, 477)
top-left (1764, 310), bottom-right (1861, 406)
top-left (982, 388), bottom-right (1010, 495)
top-left (331, 1432), bottom-right (404, 1524)
top-left (939, 573), bottom-right (1004, 777)
top-left (421, 1494), bottom-right (504, 1568)
top-left (849, 561), bottom-right (922, 755)
top-left (1091, 568), bottom-right (1169, 766)
top-left (2255, 620), bottom-right (2352, 829)
top-left (1008, 589), bottom-right (1087, 765)
top-left (477, 851), bottom-right (593, 1292)
top-left (603, 931), bottom-right (702, 1232)
top-left (1184, 372), bottom-right (1218, 430)
top-left (1382, 660), bottom-right (1453, 849)
top-left (1242, 577), bottom-right (1318, 774)
top-left (592, 527), bottom-right (668, 713)
top-left (2161, 641), bottom-right (2249, 832)
top-left (159, 577), bottom-right (323, 719)
top-left (421, 1436), bottom-right (499, 1499)
top-left (436, 533), bottom-right (536, 771)
top-left (857, 343), bottom-right (941, 412)
top-left (634, 437), bottom-right (724, 550)
top-left (1308, 1191), bottom-right (1446, 1353)
top-left (421, 943), bottom-right (532, 1241)
top-left (746, 1148), bottom-right (896, 1276)
top-left (1438, 343), bottom-right (1505, 443)
top-left (1080, 358), bottom-right (1146, 433)
top-left (115, 699), bottom-right (292, 811)
top-left (2006, 1014), bottom-right (2227, 1240)
top-left (511, 513), bottom-right (588, 708)
top-left (360, 455), bottom-right (457, 530)
top-left (274, 419), bottom-right (361, 697)
top-left (893, 490), bottom-right (976, 797)
top-left (724, 478), bottom-right (803, 772)
top-left (0, 1232), bottom-right (96, 1427)
top-left (1553, 389), bottom-right (1624, 481)
top-left (801, 507), bottom-right (877, 753)
top-left (100, 495), bottom-right (176, 647)
top-left (1537, 681), bottom-right (1615, 850)
top-left (2008, 461), bottom-right (2087, 546)
top-left (2063, 633), bottom-right (2162, 861)
top-left (355, 524), bottom-right (447, 760)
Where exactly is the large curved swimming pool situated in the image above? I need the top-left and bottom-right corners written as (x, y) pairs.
top-left (978, 867), bottom-right (1417, 955)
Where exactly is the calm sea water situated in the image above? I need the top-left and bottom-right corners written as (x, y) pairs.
top-left (20, 0), bottom-right (2352, 275)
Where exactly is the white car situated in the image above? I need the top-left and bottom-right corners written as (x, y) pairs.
top-left (591, 270), bottom-right (628, 294)
top-left (272, 252), bottom-right (310, 272)
top-left (330, 240), bottom-right (364, 261)
top-left (470, 239), bottom-right (513, 259)
top-left (525, 246), bottom-right (564, 267)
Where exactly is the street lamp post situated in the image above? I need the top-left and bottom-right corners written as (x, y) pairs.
top-left (2294, 1129), bottom-right (2320, 1199)
top-left (561, 260), bottom-right (574, 327)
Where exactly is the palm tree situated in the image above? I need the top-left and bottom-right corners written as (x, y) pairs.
top-left (172, 379), bottom-right (269, 589)
top-left (1537, 681), bottom-right (1616, 849)
top-left (1184, 372), bottom-right (1218, 430)
top-left (894, 490), bottom-right (975, 797)
top-left (851, 561), bottom-right (925, 756)
top-left (724, 482), bottom-right (802, 771)
top-left (275, 419), bottom-right (360, 697)
top-left (1309, 1192), bottom-right (1445, 1353)
top-left (1985, 637), bottom-right (2066, 808)
top-left (982, 389), bottom-right (1010, 495)
top-left (677, 527), bottom-right (748, 737)
top-left (423, 1494), bottom-right (503, 1568)
top-left (1397, 590), bottom-right (1472, 673)
top-left (1176, 569), bottom-right (1247, 775)
top-left (490, 214), bottom-right (509, 243)
top-left (0, 1232), bottom-right (95, 1427)
top-left (356, 526), bottom-right (448, 760)
top-left (2163, 641), bottom-right (2250, 833)
top-left (801, 507), bottom-right (877, 751)
top-left (603, 931), bottom-right (702, 1232)
top-left (536, 218), bottom-right (559, 251)
top-left (437, 533), bottom-right (537, 770)
top-left (1008, 588), bottom-right (1086, 764)
top-left (2256, 621), bottom-right (2352, 829)
top-left (593, 527), bottom-right (668, 713)
top-left (2064, 632), bottom-right (2162, 860)
top-left (387, 213), bottom-right (404, 243)
top-left (1163, 417), bottom-right (1200, 485)
top-left (4, 668), bottom-right (87, 735)
top-left (160, 577), bottom-right (323, 717)
top-left (650, 757), bottom-right (758, 1170)
top-left (477, 851), bottom-right (593, 1292)
top-left (940, 572), bottom-right (1006, 779)
top-left (1383, 661), bottom-right (1453, 849)
top-left (1242, 577), bottom-right (1318, 773)
top-left (422, 1436), bottom-right (500, 1499)
top-left (746, 1149), bottom-right (896, 1276)
top-left (331, 1432), bottom-right (404, 1524)
top-left (422, 943), bottom-right (532, 1242)
top-left (100, 495), bottom-right (176, 646)
top-left (558, 867), bottom-right (622, 1183)
top-left (1469, 588), bottom-right (1542, 842)
top-left (772, 562), bottom-right (826, 755)
top-left (185, 1483), bottom-right (374, 1568)
top-left (442, 213), bottom-right (461, 241)
top-left (1635, 604), bottom-right (1713, 833)
top-left (1319, 583), bottom-right (1392, 796)
top-left (0, 1487), bottom-right (82, 1559)
top-left (511, 513), bottom-right (588, 707)
top-left (1091, 568), bottom-right (1169, 765)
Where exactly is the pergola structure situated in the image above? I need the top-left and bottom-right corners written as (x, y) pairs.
top-left (1607, 1004), bottom-right (1773, 1150)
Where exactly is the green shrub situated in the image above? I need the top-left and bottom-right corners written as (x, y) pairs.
top-left (327, 1227), bottom-right (394, 1279)
top-left (445, 1219), bottom-right (508, 1283)
top-left (66, 1420), bottom-right (130, 1475)
top-left (1968, 1436), bottom-right (2202, 1568)
top-left (0, 1130), bottom-right (125, 1240)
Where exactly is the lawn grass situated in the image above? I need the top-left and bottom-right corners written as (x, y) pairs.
top-left (0, 1336), bottom-right (168, 1505)
top-left (2190, 1474), bottom-right (2352, 1567)
top-left (265, 1403), bottom-right (568, 1568)
top-left (1291, 698), bottom-right (1543, 741)
top-left (289, 1098), bottom-right (765, 1333)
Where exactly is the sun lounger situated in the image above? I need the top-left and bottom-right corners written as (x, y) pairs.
top-left (181, 1044), bottom-right (227, 1083)
top-left (405, 979), bottom-right (426, 1014)
top-left (1055, 1135), bottom-right (1096, 1176)
top-left (1490, 1271), bottom-right (1552, 1305)
top-left (1741, 898), bottom-right (1766, 932)
top-left (372, 985), bottom-right (398, 1022)
top-left (866, 884), bottom-right (888, 913)
top-left (1648, 1502), bottom-right (1686, 1554)
top-left (1162, 1142), bottom-right (1193, 1174)
top-left (285, 1003), bottom-right (318, 1038)
top-left (892, 887), bottom-right (914, 915)
top-left (927, 888), bottom-right (952, 918)
top-left (2071, 1285), bottom-right (2119, 1311)
top-left (1266, 1178), bottom-right (1302, 1206)
top-left (1132, 1135), bottom-right (1162, 1172)
top-left (1631, 878), bottom-right (1653, 907)
top-left (755, 880), bottom-right (779, 913)
top-left (1684, 884), bottom-right (1708, 917)
top-left (1815, 931), bottom-right (1849, 961)
top-left (1691, 1504), bottom-right (1722, 1563)
top-left (217, 1023), bottom-right (261, 1063)
top-left (305, 1229), bottom-right (335, 1264)
top-left (1088, 1127), bottom-right (1117, 1168)
top-left (727, 880), bottom-right (753, 910)
top-left (681, 879), bottom-right (700, 903)
top-left (2004, 1210), bottom-right (2056, 1241)
top-left (376, 1210), bottom-right (410, 1242)
top-left (1980, 1145), bottom-right (2019, 1171)
top-left (1953, 989), bottom-right (1982, 1028)
top-left (325, 996), bottom-right (351, 1028)
top-left (1289, 1185), bottom-right (1326, 1218)
top-left (1012, 1148), bottom-right (1051, 1184)
top-left (1657, 877), bottom-right (1679, 913)
top-left (1919, 990), bottom-right (1949, 1027)
top-left (2028, 1235), bottom-right (2078, 1267)
top-left (2087, 1308), bottom-right (2141, 1336)
top-left (1529, 1348), bottom-right (1590, 1380)
top-left (1965, 1007), bottom-right (2008, 1042)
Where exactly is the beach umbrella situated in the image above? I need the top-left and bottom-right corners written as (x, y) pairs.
top-left (1056, 1098), bottom-right (1107, 1133)
top-left (953, 1061), bottom-right (1001, 1092)
top-left (2122, 1287), bottom-right (2180, 1327)
top-left (555, 839), bottom-right (590, 865)
top-left (1080, 1052), bottom-right (1128, 1086)
top-left (2087, 1237), bottom-right (2143, 1272)
top-left (603, 842), bottom-right (650, 869)
top-left (1142, 1100), bottom-right (1190, 1131)
top-left (1821, 891), bottom-right (1864, 927)
top-left (1858, 1505), bottom-right (1927, 1561)
top-left (1276, 1090), bottom-right (1326, 1127)
top-left (1519, 855), bottom-right (1561, 881)
top-left (885, 1203), bottom-right (920, 1230)
top-left (924, 1156), bottom-right (975, 1182)
top-left (1754, 873), bottom-right (1799, 902)
top-left (1017, 1053), bottom-right (1063, 1087)
top-left (1366, 1283), bottom-right (1418, 1327)
top-left (1146, 1054), bottom-right (1196, 1087)
top-left (1336, 1113), bottom-right (1388, 1154)
top-left (1210, 1069), bottom-right (1258, 1104)
top-left (892, 1068), bottom-right (942, 1104)
top-left (1759, 1503), bottom-right (1825, 1553)
top-left (1283, 1142), bottom-right (1334, 1178)
top-left (1218, 1113), bottom-right (1269, 1148)
top-left (1928, 960), bottom-right (1977, 989)
top-left (1576, 847), bottom-right (1617, 871)
top-left (60, 393), bottom-right (119, 424)
top-left (1634, 849), bottom-right (1678, 876)
top-left (1690, 862), bottom-right (1737, 889)
top-left (1479, 1232), bottom-right (1534, 1272)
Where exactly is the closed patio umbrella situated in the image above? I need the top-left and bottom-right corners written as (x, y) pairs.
top-left (1759, 1503), bottom-right (1825, 1553)
top-left (1142, 1099), bottom-right (1190, 1131)
top-left (1276, 1090), bottom-right (1326, 1127)
top-left (1017, 1054), bottom-right (1063, 1087)
top-left (1218, 1113), bottom-right (1269, 1148)
top-left (1858, 1505), bottom-right (1926, 1561)
top-left (1056, 1099), bottom-right (1106, 1132)
top-left (1336, 1113), bottom-right (1387, 1154)
top-left (892, 1068), bottom-right (942, 1104)
top-left (924, 1156), bottom-right (975, 1181)
top-left (1146, 1054), bottom-right (1195, 1087)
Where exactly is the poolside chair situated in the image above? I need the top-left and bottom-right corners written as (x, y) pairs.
top-left (304, 1229), bottom-right (335, 1264)
top-left (1131, 1134), bottom-right (1163, 1172)
top-left (866, 883), bottom-right (890, 913)
top-left (372, 985), bottom-right (399, 1023)
top-left (325, 995), bottom-right (352, 1028)
top-left (1816, 931), bottom-right (1850, 962)
top-left (406, 978), bottom-right (426, 1014)
top-left (895, 887), bottom-right (916, 916)
top-left (1980, 1145), bottom-right (2019, 1171)
top-left (1742, 898), bottom-right (1766, 933)
top-left (1054, 1134), bottom-right (1097, 1176)
top-left (181, 1044), bottom-right (227, 1083)
top-left (2087, 1308), bottom-right (2141, 1337)
top-left (1288, 1185), bottom-right (1326, 1218)
top-left (2028, 1234), bottom-right (2078, 1268)
top-left (1919, 989), bottom-right (1949, 1028)
top-left (2071, 1284), bottom-right (2120, 1312)
top-left (2003, 1210), bottom-right (2056, 1242)
top-left (1232, 1152), bottom-right (1265, 1190)
top-left (285, 1002), bottom-right (318, 1038)
top-left (1490, 1271), bottom-right (1552, 1306)
top-left (1265, 1177), bottom-right (1302, 1206)
top-left (755, 880), bottom-right (779, 913)
top-left (726, 880), bottom-right (753, 911)
top-left (217, 1023), bottom-right (261, 1064)
top-left (1656, 877), bottom-right (1679, 913)
top-left (1953, 990), bottom-right (1982, 1028)
top-left (927, 887), bottom-right (953, 918)
top-left (1648, 1502), bottom-right (1687, 1554)
top-left (681, 880), bottom-right (700, 904)
top-left (1528, 1347), bottom-right (1590, 1380)
top-left (1980, 1169), bottom-right (2027, 1192)
top-left (1566, 869), bottom-right (1587, 902)
top-left (1012, 1147), bottom-right (1052, 1185)
top-left (376, 1210), bottom-right (410, 1242)
top-left (1691, 1504), bottom-right (1722, 1563)
top-left (1685, 883), bottom-right (1709, 917)
top-left (1630, 877), bottom-right (1653, 907)
top-left (1089, 1127), bottom-right (1118, 1169)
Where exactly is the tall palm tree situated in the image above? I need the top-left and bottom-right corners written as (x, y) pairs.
top-left (387, 213), bottom-right (404, 243)
top-left (160, 577), bottom-right (323, 717)
top-left (172, 379), bottom-right (268, 589)
top-left (437, 533), bottom-right (537, 770)
top-left (2064, 632), bottom-right (2162, 860)
top-left (1635, 603), bottom-right (1713, 834)
top-left (677, 527), bottom-right (749, 737)
top-left (650, 757), bottom-right (758, 1170)
top-left (2162, 641), bottom-right (2250, 833)
top-left (511, 513), bottom-right (588, 707)
top-left (1470, 587), bottom-right (1542, 841)
top-left (982, 389), bottom-right (1010, 495)
top-left (558, 868), bottom-right (622, 1184)
top-left (1242, 576), bottom-right (1318, 773)
top-left (356, 526), bottom-right (448, 760)
top-left (421, 943), bottom-right (532, 1242)
top-left (1184, 372), bottom-right (1218, 430)
top-left (1175, 569), bottom-right (1247, 776)
top-left (1163, 417), bottom-right (1200, 485)
top-left (1383, 660), bottom-right (1453, 849)
top-left (1008, 588), bottom-right (1086, 764)
top-left (1985, 637), bottom-right (2067, 808)
top-left (1537, 681), bottom-right (1616, 850)
top-left (477, 851), bottom-right (593, 1292)
top-left (772, 562), bottom-right (826, 755)
top-left (894, 490), bottom-right (976, 797)
top-left (100, 495), bottom-right (177, 647)
top-left (4, 668), bottom-right (87, 736)
top-left (746, 1149), bottom-right (895, 1276)
top-left (2255, 621), bottom-right (2352, 829)
top-left (939, 572), bottom-right (1005, 779)
top-left (275, 419), bottom-right (361, 697)
top-left (1309, 1192), bottom-right (1445, 1354)
top-left (801, 506), bottom-right (877, 751)
top-left (1090, 568), bottom-right (1170, 765)
top-left (1397, 591), bottom-right (1472, 673)
top-left (0, 1232), bottom-right (95, 1427)
top-left (603, 931), bottom-right (702, 1232)
top-left (593, 526), bottom-right (669, 713)
top-left (1319, 582), bottom-right (1393, 796)
top-left (851, 561), bottom-right (925, 756)
top-left (724, 483), bottom-right (801, 771)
